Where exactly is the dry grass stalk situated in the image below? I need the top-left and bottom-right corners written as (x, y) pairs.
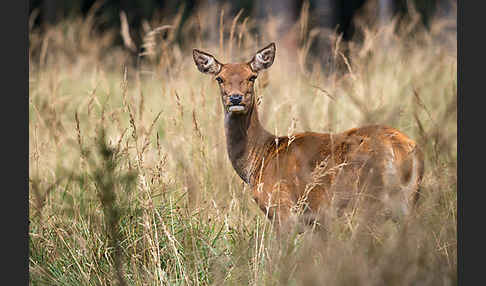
top-left (238, 17), bottom-right (249, 50)
top-left (141, 110), bottom-right (163, 155)
top-left (219, 8), bottom-right (225, 58)
top-left (228, 9), bottom-right (244, 61)
top-left (119, 11), bottom-right (137, 53)
top-left (140, 25), bottom-right (173, 58)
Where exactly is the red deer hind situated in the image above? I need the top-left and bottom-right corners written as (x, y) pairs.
top-left (193, 43), bottom-right (424, 227)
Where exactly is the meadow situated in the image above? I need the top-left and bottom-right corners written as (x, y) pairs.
top-left (29, 3), bottom-right (457, 285)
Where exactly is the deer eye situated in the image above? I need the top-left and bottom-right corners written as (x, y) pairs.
top-left (248, 75), bottom-right (257, 82)
top-left (215, 77), bottom-right (224, 84)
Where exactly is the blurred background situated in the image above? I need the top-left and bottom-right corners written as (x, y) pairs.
top-left (30, 0), bottom-right (455, 35)
top-left (29, 0), bottom-right (455, 66)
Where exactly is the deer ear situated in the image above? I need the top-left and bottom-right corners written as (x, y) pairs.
top-left (193, 49), bottom-right (222, 75)
top-left (249, 43), bottom-right (276, 72)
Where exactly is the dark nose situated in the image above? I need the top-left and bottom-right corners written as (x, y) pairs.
top-left (229, 94), bottom-right (243, 105)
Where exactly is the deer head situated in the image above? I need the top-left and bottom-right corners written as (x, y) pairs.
top-left (193, 43), bottom-right (276, 115)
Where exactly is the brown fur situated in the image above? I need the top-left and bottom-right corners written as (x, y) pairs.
top-left (193, 43), bottom-right (424, 227)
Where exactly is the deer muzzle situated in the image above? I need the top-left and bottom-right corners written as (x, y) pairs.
top-left (228, 94), bottom-right (245, 112)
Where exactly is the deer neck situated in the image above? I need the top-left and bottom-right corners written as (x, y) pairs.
top-left (224, 102), bottom-right (274, 186)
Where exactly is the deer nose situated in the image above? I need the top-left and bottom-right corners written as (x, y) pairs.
top-left (229, 94), bottom-right (243, 105)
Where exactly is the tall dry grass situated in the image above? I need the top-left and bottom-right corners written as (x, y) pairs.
top-left (29, 2), bottom-right (456, 285)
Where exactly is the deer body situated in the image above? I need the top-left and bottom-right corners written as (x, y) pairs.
top-left (193, 43), bottom-right (424, 225)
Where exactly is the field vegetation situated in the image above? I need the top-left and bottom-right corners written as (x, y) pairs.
top-left (29, 2), bottom-right (457, 285)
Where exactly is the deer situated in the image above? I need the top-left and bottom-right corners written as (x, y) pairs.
top-left (192, 42), bottom-right (424, 229)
